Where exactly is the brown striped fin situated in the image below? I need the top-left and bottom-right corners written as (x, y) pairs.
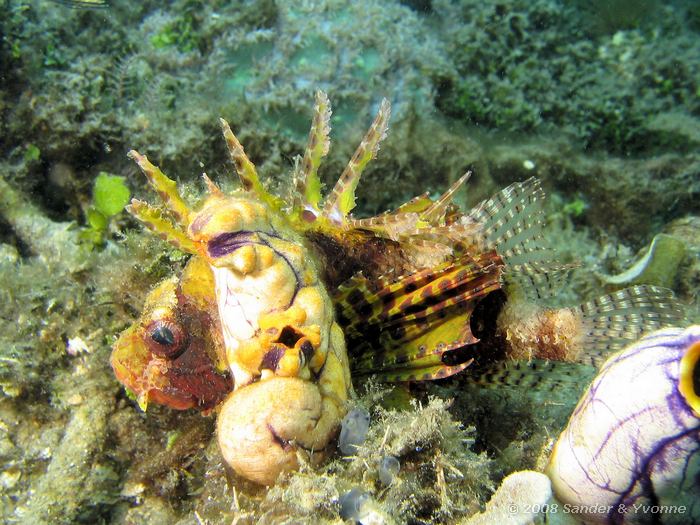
top-left (322, 98), bottom-right (391, 223)
top-left (335, 251), bottom-right (503, 335)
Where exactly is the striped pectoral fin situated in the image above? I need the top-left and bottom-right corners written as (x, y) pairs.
top-left (369, 361), bottom-right (474, 383)
top-left (335, 251), bottom-right (503, 336)
top-left (464, 359), bottom-right (596, 398)
top-left (576, 284), bottom-right (687, 367)
top-left (351, 309), bottom-right (478, 382)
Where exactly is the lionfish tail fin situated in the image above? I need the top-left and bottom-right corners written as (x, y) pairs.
top-left (576, 285), bottom-right (687, 367)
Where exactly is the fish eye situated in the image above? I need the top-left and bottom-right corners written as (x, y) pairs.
top-left (146, 320), bottom-right (187, 359)
top-left (152, 325), bottom-right (175, 346)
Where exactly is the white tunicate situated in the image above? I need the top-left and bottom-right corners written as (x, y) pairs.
top-left (378, 455), bottom-right (400, 486)
top-left (339, 488), bottom-right (371, 521)
top-left (339, 407), bottom-right (370, 455)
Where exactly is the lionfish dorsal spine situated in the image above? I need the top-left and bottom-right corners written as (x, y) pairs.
top-left (294, 90), bottom-right (331, 216)
top-left (420, 171), bottom-right (471, 224)
top-left (219, 118), bottom-right (284, 211)
top-left (468, 177), bottom-right (576, 300)
top-left (126, 199), bottom-right (198, 254)
top-left (321, 98), bottom-right (391, 224)
top-left (127, 150), bottom-right (192, 227)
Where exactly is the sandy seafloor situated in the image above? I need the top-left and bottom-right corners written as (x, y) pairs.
top-left (0, 0), bottom-right (699, 523)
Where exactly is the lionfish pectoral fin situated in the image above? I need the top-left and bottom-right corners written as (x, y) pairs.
top-left (463, 359), bottom-right (596, 399)
top-left (363, 360), bottom-right (474, 383)
top-left (353, 337), bottom-right (476, 382)
top-left (576, 284), bottom-right (688, 367)
top-left (469, 177), bottom-right (576, 301)
top-left (339, 258), bottom-right (494, 383)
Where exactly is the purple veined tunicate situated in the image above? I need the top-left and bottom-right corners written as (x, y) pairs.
top-left (339, 407), bottom-right (370, 455)
top-left (546, 325), bottom-right (700, 524)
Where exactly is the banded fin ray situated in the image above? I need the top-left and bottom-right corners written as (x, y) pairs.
top-left (576, 285), bottom-right (687, 366)
top-left (468, 177), bottom-right (574, 300)
top-left (294, 90), bottom-right (331, 214)
top-left (219, 118), bottom-right (284, 211)
top-left (128, 150), bottom-right (192, 227)
top-left (322, 98), bottom-right (391, 223)
top-left (464, 359), bottom-right (596, 398)
top-left (127, 200), bottom-right (198, 254)
top-left (337, 255), bottom-right (503, 382)
top-left (420, 171), bottom-right (470, 224)
top-left (335, 251), bottom-right (503, 335)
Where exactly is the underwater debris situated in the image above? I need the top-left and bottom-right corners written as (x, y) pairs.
top-left (0, 177), bottom-right (85, 272)
top-left (546, 325), bottom-right (700, 523)
top-left (600, 233), bottom-right (686, 289)
top-left (339, 487), bottom-right (396, 525)
top-left (339, 407), bottom-right (371, 456)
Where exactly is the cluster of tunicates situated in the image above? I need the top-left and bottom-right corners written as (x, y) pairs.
top-left (339, 407), bottom-right (371, 455)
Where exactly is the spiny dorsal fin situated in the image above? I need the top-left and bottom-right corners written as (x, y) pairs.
top-left (127, 200), bottom-right (198, 254)
top-left (295, 90), bottom-right (331, 215)
top-left (322, 98), bottom-right (391, 224)
top-left (219, 118), bottom-right (283, 211)
top-left (420, 171), bottom-right (470, 224)
top-left (128, 150), bottom-right (192, 227)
